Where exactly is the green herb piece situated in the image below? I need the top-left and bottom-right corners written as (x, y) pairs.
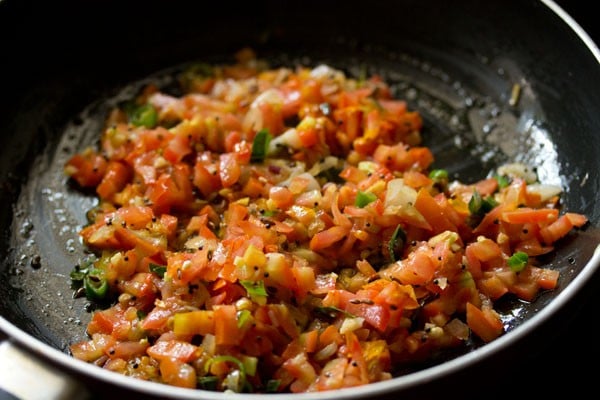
top-left (250, 129), bottom-right (272, 163)
top-left (240, 280), bottom-right (268, 303)
top-left (508, 251), bottom-right (529, 272)
top-left (429, 169), bottom-right (449, 181)
top-left (388, 224), bottom-right (407, 263)
top-left (198, 376), bottom-right (219, 391)
top-left (469, 190), bottom-right (498, 216)
top-left (129, 104), bottom-right (158, 128)
top-left (84, 269), bottom-right (108, 300)
top-left (469, 190), bottom-right (483, 215)
top-left (265, 379), bottom-right (281, 393)
top-left (136, 310), bottom-right (147, 320)
top-left (494, 174), bottom-right (510, 189)
top-left (355, 191), bottom-right (377, 208)
top-left (205, 355), bottom-right (247, 391)
top-left (149, 263), bottom-right (167, 278)
top-left (262, 209), bottom-right (278, 217)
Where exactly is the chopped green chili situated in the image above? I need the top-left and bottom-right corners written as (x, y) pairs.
top-left (388, 224), bottom-right (407, 263)
top-left (250, 129), bottom-right (272, 163)
top-left (205, 355), bottom-right (247, 391)
top-left (355, 191), bottom-right (377, 208)
top-left (84, 269), bottom-right (108, 300)
top-left (265, 379), bottom-right (281, 393)
top-left (429, 169), bottom-right (449, 181)
top-left (494, 174), bottom-right (510, 189)
top-left (508, 251), bottom-right (529, 272)
top-left (129, 104), bottom-right (158, 128)
top-left (240, 280), bottom-right (268, 302)
top-left (198, 376), bottom-right (219, 391)
top-left (149, 263), bottom-right (167, 278)
top-left (469, 190), bottom-right (498, 216)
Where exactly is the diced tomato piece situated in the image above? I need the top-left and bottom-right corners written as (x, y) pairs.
top-left (214, 305), bottom-right (241, 346)
top-left (502, 207), bottom-right (559, 224)
top-left (309, 225), bottom-right (349, 251)
top-left (147, 340), bottom-right (198, 363)
top-left (466, 302), bottom-right (503, 342)
top-left (65, 150), bottom-right (107, 187)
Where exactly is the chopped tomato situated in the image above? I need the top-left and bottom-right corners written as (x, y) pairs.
top-left (64, 56), bottom-right (587, 394)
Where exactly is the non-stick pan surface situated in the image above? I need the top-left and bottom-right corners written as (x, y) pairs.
top-left (1, 1), bottom-right (599, 399)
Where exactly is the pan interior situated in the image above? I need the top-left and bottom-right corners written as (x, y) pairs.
top-left (2, 47), bottom-right (597, 356)
top-left (1, 0), bottom-right (599, 393)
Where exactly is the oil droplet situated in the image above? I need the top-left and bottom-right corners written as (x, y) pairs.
top-left (19, 219), bottom-right (34, 238)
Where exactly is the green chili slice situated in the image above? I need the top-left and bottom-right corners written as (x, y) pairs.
top-left (429, 169), bottom-right (449, 181)
top-left (250, 129), bottom-right (272, 163)
top-left (205, 355), bottom-right (247, 390)
top-left (198, 376), bottom-right (219, 391)
top-left (265, 379), bottom-right (281, 393)
top-left (355, 191), bottom-right (377, 208)
top-left (149, 263), bottom-right (167, 278)
top-left (494, 174), bottom-right (510, 189)
top-left (508, 251), bottom-right (529, 272)
top-left (388, 224), bottom-right (407, 263)
top-left (240, 280), bottom-right (268, 301)
top-left (84, 269), bottom-right (108, 300)
top-left (129, 104), bottom-right (158, 128)
top-left (469, 190), bottom-right (498, 216)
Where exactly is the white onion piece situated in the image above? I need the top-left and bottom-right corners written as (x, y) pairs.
top-left (527, 183), bottom-right (563, 201)
top-left (497, 162), bottom-right (537, 183)
top-left (269, 128), bottom-right (302, 153)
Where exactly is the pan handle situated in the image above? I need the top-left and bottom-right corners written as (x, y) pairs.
top-left (0, 334), bottom-right (91, 400)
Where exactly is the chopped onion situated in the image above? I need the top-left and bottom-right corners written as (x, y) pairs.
top-left (497, 162), bottom-right (537, 184)
top-left (383, 179), bottom-right (427, 225)
top-left (527, 183), bottom-right (563, 201)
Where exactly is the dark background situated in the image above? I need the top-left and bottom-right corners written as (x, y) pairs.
top-left (1, 1), bottom-right (598, 400)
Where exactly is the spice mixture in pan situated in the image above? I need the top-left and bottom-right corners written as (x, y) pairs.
top-left (64, 49), bottom-right (587, 393)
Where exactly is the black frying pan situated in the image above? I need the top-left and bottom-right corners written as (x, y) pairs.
top-left (1, 1), bottom-right (599, 399)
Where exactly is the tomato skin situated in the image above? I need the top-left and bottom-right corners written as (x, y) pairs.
top-left (193, 161), bottom-right (221, 198)
top-left (502, 208), bottom-right (559, 224)
top-left (540, 213), bottom-right (588, 244)
top-left (466, 302), bottom-right (503, 342)
top-left (65, 150), bottom-right (107, 187)
top-left (147, 340), bottom-right (198, 363)
top-left (159, 358), bottom-right (197, 389)
top-left (163, 133), bottom-right (191, 164)
top-left (309, 225), bottom-right (349, 251)
top-left (219, 152), bottom-right (241, 187)
top-left (146, 163), bottom-right (194, 214)
top-left (385, 244), bottom-right (437, 285)
top-left (414, 188), bottom-right (458, 234)
top-left (96, 161), bottom-right (132, 200)
top-left (64, 60), bottom-right (590, 393)
top-left (214, 304), bottom-right (242, 346)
